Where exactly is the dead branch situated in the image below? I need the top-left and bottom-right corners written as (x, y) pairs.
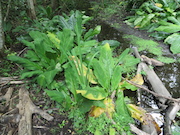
top-left (0, 114), bottom-right (21, 124)
top-left (124, 78), bottom-right (180, 103)
top-left (141, 55), bottom-right (164, 66)
top-left (130, 124), bottom-right (150, 135)
top-left (0, 87), bottom-right (13, 103)
top-left (0, 76), bottom-right (26, 86)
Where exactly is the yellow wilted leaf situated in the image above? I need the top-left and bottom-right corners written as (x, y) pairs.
top-left (89, 106), bottom-right (105, 117)
top-left (89, 98), bottom-right (115, 118)
top-left (70, 56), bottom-right (97, 84)
top-left (128, 104), bottom-right (161, 134)
top-left (76, 87), bottom-right (107, 100)
top-left (127, 104), bottom-right (146, 123)
top-left (103, 98), bottom-right (115, 118)
top-left (134, 25), bottom-right (140, 28)
top-left (76, 90), bottom-right (105, 100)
top-left (130, 74), bottom-right (144, 85)
top-left (155, 3), bottom-right (163, 8)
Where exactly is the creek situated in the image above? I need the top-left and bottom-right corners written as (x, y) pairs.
top-left (77, 0), bottom-right (180, 99)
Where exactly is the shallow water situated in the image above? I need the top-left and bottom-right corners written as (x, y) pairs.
top-left (93, 21), bottom-right (180, 99)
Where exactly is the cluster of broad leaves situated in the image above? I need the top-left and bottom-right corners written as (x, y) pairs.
top-left (8, 11), bottom-right (141, 134)
top-left (125, 0), bottom-right (180, 54)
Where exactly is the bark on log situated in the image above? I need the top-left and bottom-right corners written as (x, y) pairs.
top-left (164, 101), bottom-right (180, 134)
top-left (139, 62), bottom-right (172, 107)
top-left (132, 47), bottom-right (180, 134)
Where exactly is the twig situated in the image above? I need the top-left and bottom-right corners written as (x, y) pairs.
top-left (123, 77), bottom-right (180, 103)
top-left (0, 76), bottom-right (27, 86)
top-left (17, 47), bottom-right (27, 56)
top-left (130, 124), bottom-right (150, 135)
top-left (3, 0), bottom-right (12, 22)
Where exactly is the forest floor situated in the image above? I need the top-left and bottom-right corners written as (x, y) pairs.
top-left (0, 5), bottom-right (174, 135)
top-left (0, 14), bottom-right (153, 135)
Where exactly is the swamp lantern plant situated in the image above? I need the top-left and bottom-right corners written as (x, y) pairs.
top-left (69, 43), bottom-right (135, 132)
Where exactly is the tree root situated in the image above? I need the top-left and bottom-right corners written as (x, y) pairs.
top-left (17, 86), bottom-right (53, 135)
top-left (0, 78), bottom-right (54, 135)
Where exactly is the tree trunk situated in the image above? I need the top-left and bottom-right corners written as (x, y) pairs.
top-left (0, 1), bottom-right (4, 50)
top-left (51, 0), bottom-right (58, 10)
top-left (27, 0), bottom-right (36, 20)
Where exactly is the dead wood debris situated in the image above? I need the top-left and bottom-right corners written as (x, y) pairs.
top-left (17, 86), bottom-right (53, 135)
top-left (132, 47), bottom-right (180, 135)
top-left (0, 77), bottom-right (54, 135)
top-left (0, 76), bottom-right (25, 87)
top-left (141, 55), bottom-right (164, 66)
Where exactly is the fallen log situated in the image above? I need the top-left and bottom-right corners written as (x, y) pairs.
top-left (138, 62), bottom-right (172, 107)
top-left (164, 101), bottom-right (180, 134)
top-left (133, 47), bottom-right (171, 107)
top-left (132, 47), bottom-right (180, 134)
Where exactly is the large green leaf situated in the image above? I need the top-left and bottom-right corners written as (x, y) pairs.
top-left (74, 11), bottom-right (83, 44)
top-left (59, 16), bottom-right (72, 30)
top-left (45, 90), bottom-right (64, 103)
top-left (21, 40), bottom-right (35, 50)
top-left (29, 31), bottom-right (56, 54)
top-left (115, 91), bottom-right (131, 117)
top-left (7, 55), bottom-right (42, 70)
top-left (115, 48), bottom-right (130, 65)
top-left (37, 74), bottom-right (46, 86)
top-left (111, 66), bottom-right (122, 91)
top-left (21, 70), bottom-right (43, 79)
top-left (167, 16), bottom-right (180, 25)
top-left (140, 14), bottom-right (155, 28)
top-left (84, 25), bottom-right (101, 40)
top-left (76, 86), bottom-right (108, 100)
top-left (57, 29), bottom-right (74, 63)
top-left (99, 43), bottom-right (114, 79)
top-left (119, 81), bottom-right (138, 91)
top-left (24, 50), bottom-right (40, 61)
top-left (65, 67), bottom-right (79, 99)
top-left (47, 32), bottom-right (61, 49)
top-left (165, 33), bottom-right (180, 54)
top-left (101, 40), bottom-right (120, 49)
top-left (134, 16), bottom-right (145, 26)
top-left (36, 69), bottom-right (59, 87)
top-left (71, 40), bottom-right (97, 55)
top-left (93, 59), bottom-right (109, 89)
top-left (155, 24), bottom-right (180, 33)
top-left (45, 90), bottom-right (72, 110)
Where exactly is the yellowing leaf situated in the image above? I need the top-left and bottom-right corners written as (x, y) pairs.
top-left (127, 104), bottom-right (146, 123)
top-left (127, 104), bottom-right (161, 134)
top-left (103, 98), bottom-right (115, 118)
top-left (130, 74), bottom-right (144, 85)
top-left (155, 3), bottom-right (163, 8)
top-left (70, 56), bottom-right (97, 84)
top-left (47, 32), bottom-right (60, 49)
top-left (89, 106), bottom-right (105, 117)
top-left (76, 87), bottom-right (107, 100)
top-left (89, 98), bottom-right (115, 118)
top-left (104, 43), bottom-right (111, 51)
